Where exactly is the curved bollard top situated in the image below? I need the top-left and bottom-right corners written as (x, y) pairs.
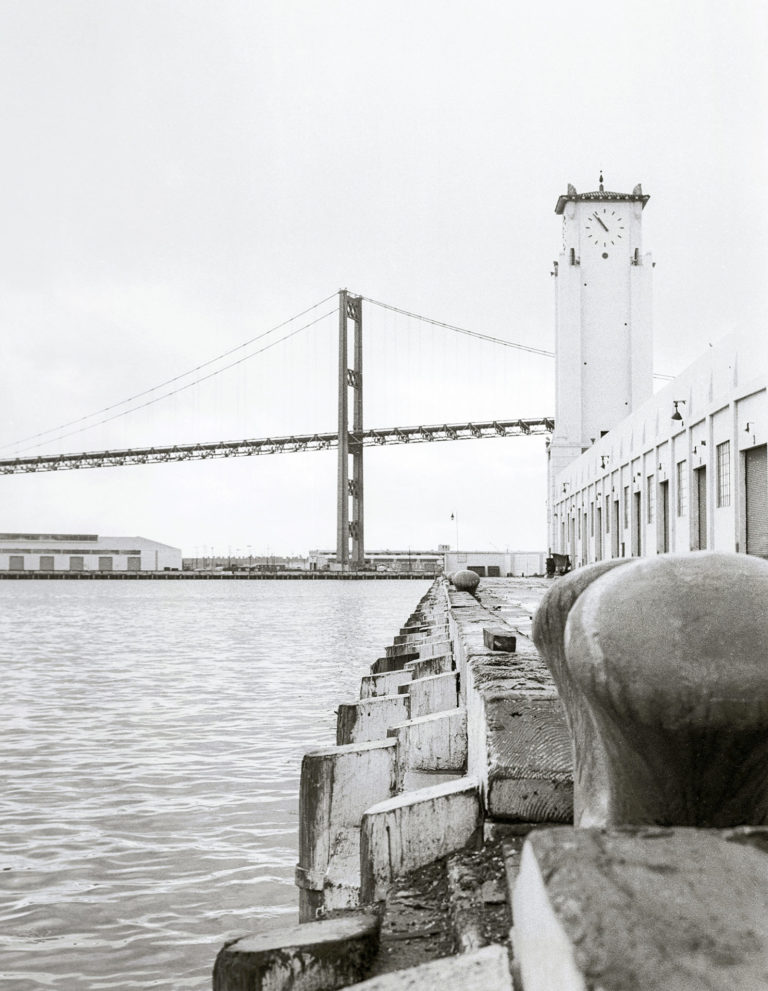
top-left (533, 552), bottom-right (768, 828)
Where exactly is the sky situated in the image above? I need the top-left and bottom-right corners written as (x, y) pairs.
top-left (1, 0), bottom-right (766, 558)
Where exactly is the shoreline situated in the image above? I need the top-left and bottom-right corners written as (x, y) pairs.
top-left (0, 571), bottom-right (437, 580)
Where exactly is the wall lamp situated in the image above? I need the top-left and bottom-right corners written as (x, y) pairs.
top-left (671, 400), bottom-right (686, 422)
top-left (746, 421), bottom-right (755, 432)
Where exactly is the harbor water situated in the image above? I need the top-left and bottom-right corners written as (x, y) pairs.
top-left (0, 579), bottom-right (432, 991)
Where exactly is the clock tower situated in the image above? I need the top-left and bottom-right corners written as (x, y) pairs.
top-left (547, 177), bottom-right (654, 547)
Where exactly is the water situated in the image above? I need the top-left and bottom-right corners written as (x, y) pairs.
top-left (0, 579), bottom-right (431, 991)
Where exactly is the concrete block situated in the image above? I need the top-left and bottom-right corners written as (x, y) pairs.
top-left (512, 827), bottom-right (768, 991)
top-left (482, 626), bottom-right (517, 652)
top-left (388, 708), bottom-right (467, 789)
top-left (213, 913), bottom-right (380, 991)
top-left (417, 638), bottom-right (453, 659)
top-left (383, 642), bottom-right (420, 660)
top-left (360, 670), bottom-right (412, 699)
top-left (296, 738), bottom-right (397, 920)
top-left (337, 694), bottom-right (410, 745)
top-left (360, 776), bottom-right (481, 903)
top-left (405, 654), bottom-right (453, 679)
top-left (370, 655), bottom-right (411, 674)
top-left (342, 944), bottom-right (513, 990)
top-left (534, 553), bottom-right (768, 827)
top-left (394, 626), bottom-right (448, 645)
top-left (408, 670), bottom-right (460, 718)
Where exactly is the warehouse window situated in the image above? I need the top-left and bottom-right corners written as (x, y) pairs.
top-left (716, 441), bottom-right (731, 507)
top-left (98, 556), bottom-right (113, 572)
top-left (70, 557), bottom-right (84, 572)
top-left (39, 556), bottom-right (54, 571)
top-left (9, 556), bottom-right (24, 571)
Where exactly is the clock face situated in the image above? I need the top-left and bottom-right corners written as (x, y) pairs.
top-left (584, 207), bottom-right (625, 248)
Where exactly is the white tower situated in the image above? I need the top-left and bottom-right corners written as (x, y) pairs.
top-left (547, 176), bottom-right (654, 549)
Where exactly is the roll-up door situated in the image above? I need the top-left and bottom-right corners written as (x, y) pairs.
top-left (745, 444), bottom-right (768, 557)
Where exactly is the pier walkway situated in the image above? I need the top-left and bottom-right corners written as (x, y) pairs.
top-left (214, 557), bottom-right (768, 991)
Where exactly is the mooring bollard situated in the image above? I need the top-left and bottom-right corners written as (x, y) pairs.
top-left (533, 552), bottom-right (768, 827)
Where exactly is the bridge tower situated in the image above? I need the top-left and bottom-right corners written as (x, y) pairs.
top-left (337, 290), bottom-right (364, 569)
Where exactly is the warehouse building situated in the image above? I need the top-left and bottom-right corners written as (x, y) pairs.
top-left (0, 533), bottom-right (181, 573)
top-left (547, 179), bottom-right (768, 565)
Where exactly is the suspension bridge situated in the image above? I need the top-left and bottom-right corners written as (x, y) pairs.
top-left (0, 290), bottom-right (556, 568)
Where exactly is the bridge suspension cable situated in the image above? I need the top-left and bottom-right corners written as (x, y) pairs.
top-left (358, 295), bottom-right (555, 357)
top-left (0, 292), bottom-right (339, 455)
top-left (3, 303), bottom-right (338, 456)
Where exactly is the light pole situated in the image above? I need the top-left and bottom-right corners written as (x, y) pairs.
top-left (451, 512), bottom-right (460, 554)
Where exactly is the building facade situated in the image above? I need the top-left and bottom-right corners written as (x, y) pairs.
top-left (547, 178), bottom-right (768, 565)
top-left (0, 533), bottom-right (182, 573)
top-left (443, 550), bottom-right (547, 577)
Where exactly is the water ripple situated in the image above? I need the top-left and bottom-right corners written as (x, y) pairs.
top-left (0, 580), bottom-right (430, 990)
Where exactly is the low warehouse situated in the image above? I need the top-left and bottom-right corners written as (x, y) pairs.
top-left (0, 533), bottom-right (181, 573)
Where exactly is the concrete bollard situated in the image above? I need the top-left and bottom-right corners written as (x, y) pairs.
top-left (453, 570), bottom-right (480, 593)
top-left (213, 913), bottom-right (380, 991)
top-left (533, 552), bottom-right (768, 827)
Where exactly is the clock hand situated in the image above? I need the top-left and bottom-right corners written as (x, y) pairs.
top-left (593, 212), bottom-right (609, 232)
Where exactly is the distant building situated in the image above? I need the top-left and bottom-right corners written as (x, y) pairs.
top-left (0, 533), bottom-right (181, 573)
top-left (547, 179), bottom-right (768, 565)
top-left (443, 550), bottom-right (547, 577)
top-left (309, 549), bottom-right (443, 574)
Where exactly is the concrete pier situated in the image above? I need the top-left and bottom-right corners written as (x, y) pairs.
top-left (214, 560), bottom-right (768, 990)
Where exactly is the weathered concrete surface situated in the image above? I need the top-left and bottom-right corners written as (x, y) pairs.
top-left (394, 626), bottom-right (449, 645)
top-left (407, 670), bottom-right (460, 718)
top-left (360, 777), bottom-right (481, 903)
top-left (404, 654), bottom-right (453, 679)
top-left (389, 708), bottom-right (467, 790)
top-left (343, 944), bottom-right (513, 991)
top-left (213, 913), bottom-right (380, 991)
top-left (512, 826), bottom-right (768, 991)
top-left (336, 694), bottom-right (410, 746)
top-left (448, 582), bottom-right (571, 822)
top-left (360, 669), bottom-right (412, 699)
top-left (296, 738), bottom-right (397, 920)
top-left (535, 553), bottom-right (768, 827)
top-left (385, 634), bottom-right (451, 658)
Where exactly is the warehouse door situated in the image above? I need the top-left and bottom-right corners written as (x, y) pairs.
top-left (595, 507), bottom-right (602, 560)
top-left (745, 444), bottom-right (768, 557)
top-left (694, 466), bottom-right (707, 549)
top-left (632, 492), bottom-right (642, 556)
top-left (660, 481), bottom-right (670, 552)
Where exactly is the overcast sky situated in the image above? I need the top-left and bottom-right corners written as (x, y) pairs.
top-left (1, 0), bottom-right (766, 557)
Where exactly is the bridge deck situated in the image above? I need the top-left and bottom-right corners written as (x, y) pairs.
top-left (0, 418), bottom-right (554, 474)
